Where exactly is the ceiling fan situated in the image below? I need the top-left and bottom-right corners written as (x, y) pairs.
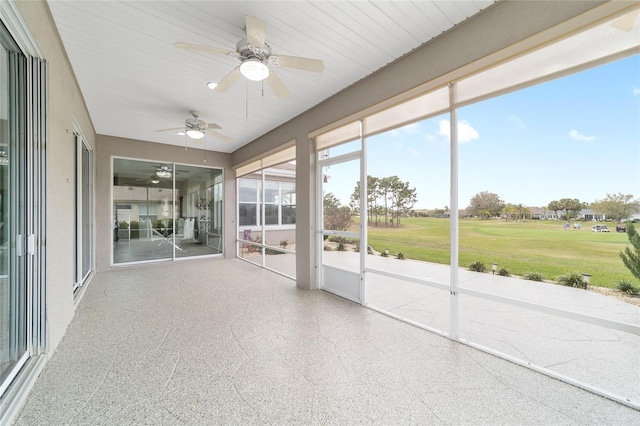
top-left (137, 164), bottom-right (186, 183)
top-left (155, 110), bottom-right (233, 143)
top-left (174, 16), bottom-right (324, 99)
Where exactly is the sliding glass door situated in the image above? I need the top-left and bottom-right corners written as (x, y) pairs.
top-left (112, 158), bottom-right (223, 264)
top-left (0, 23), bottom-right (38, 399)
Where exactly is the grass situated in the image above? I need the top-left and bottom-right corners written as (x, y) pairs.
top-left (361, 217), bottom-right (635, 288)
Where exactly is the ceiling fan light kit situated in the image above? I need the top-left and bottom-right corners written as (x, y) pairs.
top-left (240, 58), bottom-right (269, 81)
top-left (186, 129), bottom-right (205, 139)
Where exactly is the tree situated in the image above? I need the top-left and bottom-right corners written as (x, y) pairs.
top-left (515, 203), bottom-right (530, 221)
top-left (467, 191), bottom-right (504, 219)
top-left (501, 203), bottom-right (517, 221)
top-left (389, 178), bottom-right (417, 226)
top-left (591, 193), bottom-right (640, 223)
top-left (620, 221), bottom-right (640, 282)
top-left (548, 200), bottom-right (562, 220)
top-left (378, 177), bottom-right (394, 226)
top-left (555, 198), bottom-right (584, 220)
top-left (323, 192), bottom-right (352, 231)
top-left (350, 176), bottom-right (380, 225)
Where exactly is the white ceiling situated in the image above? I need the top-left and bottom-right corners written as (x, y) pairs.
top-left (47, 0), bottom-right (496, 153)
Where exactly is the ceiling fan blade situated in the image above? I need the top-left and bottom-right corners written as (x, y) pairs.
top-left (270, 54), bottom-right (324, 73)
top-left (174, 42), bottom-right (234, 56)
top-left (155, 127), bottom-right (184, 133)
top-left (214, 67), bottom-right (242, 92)
top-left (266, 71), bottom-right (291, 99)
top-left (610, 10), bottom-right (639, 32)
top-left (206, 122), bottom-right (222, 130)
top-left (207, 129), bottom-right (234, 143)
top-left (246, 16), bottom-right (267, 48)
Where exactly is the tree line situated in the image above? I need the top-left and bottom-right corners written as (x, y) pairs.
top-left (349, 175), bottom-right (417, 227)
top-left (323, 175), bottom-right (418, 231)
top-left (466, 191), bottom-right (640, 222)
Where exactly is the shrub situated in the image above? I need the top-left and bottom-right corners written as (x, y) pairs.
top-left (557, 272), bottom-right (587, 289)
top-left (324, 245), bottom-right (331, 251)
top-left (337, 242), bottom-right (346, 251)
top-left (498, 268), bottom-right (510, 277)
top-left (468, 261), bottom-right (486, 272)
top-left (616, 279), bottom-right (640, 296)
top-left (381, 250), bottom-right (389, 257)
top-left (524, 273), bottom-right (543, 282)
top-left (279, 239), bottom-right (288, 249)
top-left (396, 252), bottom-right (406, 260)
top-left (620, 221), bottom-right (640, 281)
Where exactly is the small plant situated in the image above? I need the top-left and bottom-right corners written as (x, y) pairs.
top-left (557, 272), bottom-right (587, 289)
top-left (468, 261), bottom-right (486, 272)
top-left (279, 239), bottom-right (288, 249)
top-left (616, 279), bottom-right (640, 296)
top-left (524, 273), bottom-right (543, 282)
top-left (337, 242), bottom-right (346, 251)
top-left (381, 250), bottom-right (389, 257)
top-left (353, 243), bottom-right (360, 253)
top-left (497, 268), bottom-right (510, 277)
top-left (324, 245), bottom-right (331, 251)
top-left (396, 252), bottom-right (406, 260)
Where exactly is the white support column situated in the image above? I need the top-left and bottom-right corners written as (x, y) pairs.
top-left (449, 82), bottom-right (460, 340)
top-left (359, 120), bottom-right (367, 305)
top-left (261, 169), bottom-right (266, 268)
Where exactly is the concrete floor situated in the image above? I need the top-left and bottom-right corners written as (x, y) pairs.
top-left (13, 258), bottom-right (640, 425)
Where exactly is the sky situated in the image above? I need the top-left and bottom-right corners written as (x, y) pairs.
top-left (322, 54), bottom-right (640, 210)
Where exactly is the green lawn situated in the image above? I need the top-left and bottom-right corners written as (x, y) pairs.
top-left (362, 217), bottom-right (635, 288)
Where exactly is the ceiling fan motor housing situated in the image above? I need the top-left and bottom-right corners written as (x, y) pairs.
top-left (185, 117), bottom-right (207, 131)
top-left (236, 39), bottom-right (271, 63)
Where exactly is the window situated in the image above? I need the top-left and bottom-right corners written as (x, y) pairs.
top-left (74, 131), bottom-right (93, 293)
top-left (238, 178), bottom-right (296, 227)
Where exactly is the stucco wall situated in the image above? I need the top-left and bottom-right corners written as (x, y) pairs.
top-left (16, 0), bottom-right (96, 355)
top-left (95, 135), bottom-right (236, 272)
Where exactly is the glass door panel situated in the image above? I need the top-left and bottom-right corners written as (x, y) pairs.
top-left (112, 159), bottom-right (174, 264)
top-left (174, 164), bottom-right (223, 258)
top-left (320, 154), bottom-right (362, 303)
top-left (0, 44), bottom-right (27, 391)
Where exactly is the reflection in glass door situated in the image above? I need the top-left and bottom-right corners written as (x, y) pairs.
top-left (174, 164), bottom-right (223, 258)
top-left (112, 159), bottom-right (223, 264)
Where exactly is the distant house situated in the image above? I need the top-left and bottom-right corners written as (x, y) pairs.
top-left (528, 207), bottom-right (558, 220)
top-left (577, 209), bottom-right (607, 221)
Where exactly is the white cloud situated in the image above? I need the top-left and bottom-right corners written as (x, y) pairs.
top-left (438, 119), bottom-right (479, 143)
top-left (569, 129), bottom-right (596, 142)
top-left (633, 87), bottom-right (640, 96)
top-left (390, 122), bottom-right (421, 137)
top-left (507, 114), bottom-right (526, 129)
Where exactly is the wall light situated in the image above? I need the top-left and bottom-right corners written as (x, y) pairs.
top-left (240, 58), bottom-right (270, 81)
top-left (150, 179), bottom-right (160, 184)
top-left (207, 81), bottom-right (218, 90)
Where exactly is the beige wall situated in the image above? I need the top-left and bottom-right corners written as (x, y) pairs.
top-left (16, 1), bottom-right (96, 354)
top-left (95, 135), bottom-right (236, 271)
top-left (230, 0), bottom-right (610, 290)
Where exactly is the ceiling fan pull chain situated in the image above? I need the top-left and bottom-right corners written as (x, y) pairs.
top-left (246, 79), bottom-right (249, 122)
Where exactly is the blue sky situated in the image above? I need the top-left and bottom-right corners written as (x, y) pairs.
top-left (324, 54), bottom-right (640, 210)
